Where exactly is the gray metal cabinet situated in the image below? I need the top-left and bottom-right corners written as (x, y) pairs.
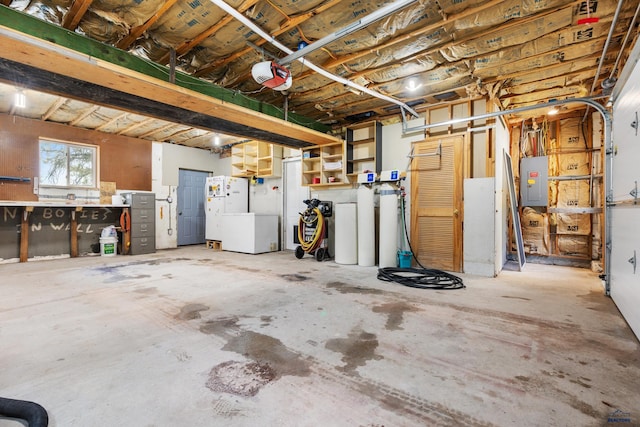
top-left (124, 193), bottom-right (156, 255)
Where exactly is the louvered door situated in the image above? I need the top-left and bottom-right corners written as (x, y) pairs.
top-left (411, 136), bottom-right (464, 272)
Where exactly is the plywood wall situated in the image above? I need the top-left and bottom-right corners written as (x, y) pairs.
top-left (0, 114), bottom-right (151, 201)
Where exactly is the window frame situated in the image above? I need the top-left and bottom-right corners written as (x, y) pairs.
top-left (38, 138), bottom-right (99, 189)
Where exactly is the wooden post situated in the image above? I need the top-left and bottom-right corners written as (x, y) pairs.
top-left (70, 207), bottom-right (82, 258)
top-left (19, 206), bottom-right (33, 262)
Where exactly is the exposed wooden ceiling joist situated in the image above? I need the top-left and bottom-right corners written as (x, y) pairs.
top-left (61, 0), bottom-right (94, 31)
top-left (0, 25), bottom-right (338, 148)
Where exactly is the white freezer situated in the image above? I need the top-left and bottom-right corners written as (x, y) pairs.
top-left (221, 213), bottom-right (279, 254)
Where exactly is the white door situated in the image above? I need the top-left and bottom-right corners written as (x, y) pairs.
top-left (610, 59), bottom-right (640, 339)
top-left (283, 158), bottom-right (309, 250)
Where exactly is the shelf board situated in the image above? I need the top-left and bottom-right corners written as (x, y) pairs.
top-left (349, 157), bottom-right (375, 163)
top-left (349, 137), bottom-right (375, 145)
top-left (323, 154), bottom-right (343, 160)
top-left (348, 121), bottom-right (377, 131)
top-left (231, 162), bottom-right (244, 167)
top-left (303, 170), bottom-right (321, 174)
top-left (307, 182), bottom-right (352, 189)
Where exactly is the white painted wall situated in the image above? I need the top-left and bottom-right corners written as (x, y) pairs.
top-left (161, 143), bottom-right (221, 186)
top-left (153, 142), bottom-right (223, 249)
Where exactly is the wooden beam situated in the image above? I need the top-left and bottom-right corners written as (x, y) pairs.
top-left (69, 105), bottom-right (100, 126)
top-left (95, 112), bottom-right (128, 131)
top-left (117, 117), bottom-right (155, 135)
top-left (195, 0), bottom-right (343, 77)
top-left (42, 97), bottom-right (68, 121)
top-left (62, 0), bottom-right (94, 31)
top-left (158, 0), bottom-right (261, 64)
top-left (116, 0), bottom-right (180, 50)
top-left (0, 27), bottom-right (338, 147)
top-left (0, 8), bottom-right (328, 134)
top-left (138, 123), bottom-right (180, 139)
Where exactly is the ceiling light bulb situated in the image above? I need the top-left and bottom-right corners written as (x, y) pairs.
top-left (548, 107), bottom-right (559, 115)
top-left (214, 135), bottom-right (221, 146)
top-left (14, 90), bottom-right (26, 109)
top-left (406, 79), bottom-right (422, 92)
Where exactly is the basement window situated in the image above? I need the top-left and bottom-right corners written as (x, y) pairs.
top-left (39, 139), bottom-right (97, 188)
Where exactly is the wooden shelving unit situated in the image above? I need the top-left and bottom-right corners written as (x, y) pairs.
top-left (346, 120), bottom-right (382, 180)
top-left (232, 141), bottom-right (282, 178)
top-left (301, 141), bottom-right (351, 187)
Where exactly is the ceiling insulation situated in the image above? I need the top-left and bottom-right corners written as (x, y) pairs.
top-left (0, 0), bottom-right (638, 148)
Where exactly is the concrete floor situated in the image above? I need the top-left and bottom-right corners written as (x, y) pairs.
top-left (1, 246), bottom-right (639, 427)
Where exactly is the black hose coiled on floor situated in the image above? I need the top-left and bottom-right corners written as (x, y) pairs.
top-left (377, 267), bottom-right (465, 290)
top-left (0, 397), bottom-right (48, 427)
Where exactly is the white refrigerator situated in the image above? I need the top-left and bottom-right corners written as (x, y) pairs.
top-left (205, 176), bottom-right (248, 241)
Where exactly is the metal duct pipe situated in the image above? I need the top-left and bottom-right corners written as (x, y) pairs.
top-left (609, 1), bottom-right (640, 83)
top-left (278, 0), bottom-right (417, 66)
top-left (208, 0), bottom-right (419, 118)
top-left (402, 97), bottom-right (613, 295)
top-left (586, 0), bottom-right (625, 98)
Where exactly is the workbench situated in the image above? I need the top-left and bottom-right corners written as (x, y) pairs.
top-left (0, 202), bottom-right (131, 262)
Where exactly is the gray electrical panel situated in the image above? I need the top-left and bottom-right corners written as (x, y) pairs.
top-left (520, 156), bottom-right (548, 207)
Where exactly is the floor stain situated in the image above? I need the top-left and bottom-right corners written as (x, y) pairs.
top-left (174, 303), bottom-right (210, 321)
top-left (199, 316), bottom-right (311, 378)
top-left (325, 328), bottom-right (382, 373)
top-left (223, 331), bottom-right (311, 377)
top-left (501, 295), bottom-right (531, 301)
top-left (326, 281), bottom-right (383, 295)
top-left (206, 360), bottom-right (276, 397)
top-left (260, 315), bottom-right (273, 326)
top-left (281, 274), bottom-right (309, 282)
top-left (200, 317), bottom-right (240, 335)
top-left (133, 286), bottom-right (157, 294)
top-left (372, 302), bottom-right (419, 331)
top-left (234, 266), bottom-right (261, 273)
top-left (569, 378), bottom-right (592, 389)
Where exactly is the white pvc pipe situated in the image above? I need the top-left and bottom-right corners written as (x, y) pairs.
top-left (209, 0), bottom-right (419, 118)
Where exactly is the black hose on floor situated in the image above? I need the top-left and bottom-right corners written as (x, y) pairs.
top-left (378, 194), bottom-right (464, 290)
top-left (0, 397), bottom-right (49, 427)
top-left (377, 267), bottom-right (465, 290)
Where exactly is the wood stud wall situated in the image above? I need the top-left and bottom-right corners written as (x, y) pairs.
top-left (508, 111), bottom-right (603, 264)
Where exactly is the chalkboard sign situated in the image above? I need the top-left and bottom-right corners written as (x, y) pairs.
top-left (0, 206), bottom-right (119, 260)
